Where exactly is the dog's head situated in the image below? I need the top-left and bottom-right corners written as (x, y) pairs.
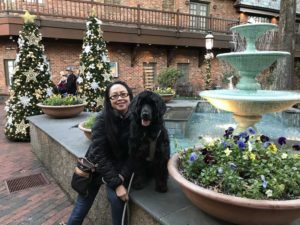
top-left (129, 91), bottom-right (166, 127)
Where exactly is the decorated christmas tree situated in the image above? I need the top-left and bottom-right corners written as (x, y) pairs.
top-left (77, 10), bottom-right (112, 112)
top-left (5, 11), bottom-right (54, 141)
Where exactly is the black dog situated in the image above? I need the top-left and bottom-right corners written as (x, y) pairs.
top-left (129, 90), bottom-right (170, 193)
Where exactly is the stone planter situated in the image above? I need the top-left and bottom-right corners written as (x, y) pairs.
top-left (78, 121), bottom-right (92, 140)
top-left (168, 153), bottom-right (300, 225)
top-left (159, 94), bottom-right (174, 103)
top-left (37, 103), bottom-right (86, 119)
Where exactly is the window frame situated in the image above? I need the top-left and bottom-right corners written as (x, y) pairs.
top-left (4, 59), bottom-right (15, 86)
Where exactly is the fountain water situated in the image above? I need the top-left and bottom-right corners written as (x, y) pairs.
top-left (200, 23), bottom-right (300, 132)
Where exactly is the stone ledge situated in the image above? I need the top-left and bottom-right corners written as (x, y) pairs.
top-left (27, 114), bottom-right (300, 225)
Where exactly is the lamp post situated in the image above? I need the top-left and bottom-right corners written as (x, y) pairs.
top-left (204, 32), bottom-right (214, 89)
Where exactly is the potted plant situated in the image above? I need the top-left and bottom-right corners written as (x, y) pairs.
top-left (168, 127), bottom-right (300, 225)
top-left (154, 87), bottom-right (176, 103)
top-left (37, 94), bottom-right (86, 118)
top-left (78, 114), bottom-right (96, 140)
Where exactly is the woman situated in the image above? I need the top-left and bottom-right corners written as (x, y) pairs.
top-left (67, 80), bottom-right (134, 225)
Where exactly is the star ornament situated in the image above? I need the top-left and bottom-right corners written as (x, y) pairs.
top-left (24, 68), bottom-right (38, 82)
top-left (102, 73), bottom-right (111, 82)
top-left (15, 120), bottom-right (30, 135)
top-left (21, 10), bottom-right (36, 24)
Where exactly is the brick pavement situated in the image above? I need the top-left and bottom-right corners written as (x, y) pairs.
top-left (0, 104), bottom-right (91, 225)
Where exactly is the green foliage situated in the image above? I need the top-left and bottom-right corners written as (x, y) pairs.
top-left (83, 114), bottom-right (97, 129)
top-left (77, 16), bottom-right (112, 112)
top-left (178, 127), bottom-right (300, 200)
top-left (42, 94), bottom-right (83, 106)
top-left (154, 87), bottom-right (175, 95)
top-left (157, 68), bottom-right (182, 88)
top-left (5, 20), bottom-right (53, 141)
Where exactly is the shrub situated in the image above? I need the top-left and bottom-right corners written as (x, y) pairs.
top-left (157, 68), bottom-right (182, 88)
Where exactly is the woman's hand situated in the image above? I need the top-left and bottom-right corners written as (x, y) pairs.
top-left (115, 184), bottom-right (128, 202)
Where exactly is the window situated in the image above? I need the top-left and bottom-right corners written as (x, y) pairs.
top-left (177, 63), bottom-right (189, 83)
top-left (143, 62), bottom-right (157, 90)
top-left (4, 59), bottom-right (15, 86)
top-left (189, 2), bottom-right (208, 31)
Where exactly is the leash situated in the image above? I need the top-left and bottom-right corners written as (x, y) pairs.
top-left (121, 172), bottom-right (135, 225)
top-left (146, 129), bottom-right (161, 161)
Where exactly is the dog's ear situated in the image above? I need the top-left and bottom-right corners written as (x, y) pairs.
top-left (129, 94), bottom-right (141, 118)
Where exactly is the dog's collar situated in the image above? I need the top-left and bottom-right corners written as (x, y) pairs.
top-left (146, 129), bottom-right (161, 162)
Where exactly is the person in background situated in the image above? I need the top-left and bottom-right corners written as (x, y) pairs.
top-left (67, 80), bottom-right (134, 225)
top-left (57, 71), bottom-right (68, 95)
top-left (66, 66), bottom-right (78, 95)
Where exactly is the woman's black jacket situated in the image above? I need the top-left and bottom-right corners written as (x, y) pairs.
top-left (85, 110), bottom-right (132, 190)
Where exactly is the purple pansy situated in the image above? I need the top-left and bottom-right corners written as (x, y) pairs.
top-left (292, 144), bottom-right (300, 151)
top-left (237, 140), bottom-right (246, 150)
top-left (239, 131), bottom-right (248, 139)
top-left (278, 137), bottom-right (287, 146)
top-left (260, 135), bottom-right (270, 143)
top-left (248, 127), bottom-right (256, 135)
top-left (221, 141), bottom-right (228, 148)
top-left (189, 152), bottom-right (198, 162)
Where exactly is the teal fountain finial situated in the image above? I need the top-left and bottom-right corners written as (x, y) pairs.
top-left (200, 23), bottom-right (300, 132)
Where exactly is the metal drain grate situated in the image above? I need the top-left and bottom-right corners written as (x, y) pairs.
top-left (5, 173), bottom-right (49, 193)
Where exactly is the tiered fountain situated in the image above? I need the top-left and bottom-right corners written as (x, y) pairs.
top-left (168, 23), bottom-right (300, 225)
top-left (200, 23), bottom-right (300, 132)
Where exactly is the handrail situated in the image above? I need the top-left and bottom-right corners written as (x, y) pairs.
top-left (0, 0), bottom-right (239, 34)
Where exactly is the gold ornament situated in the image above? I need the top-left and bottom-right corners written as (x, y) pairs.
top-left (34, 89), bottom-right (43, 99)
top-left (28, 32), bottom-right (40, 45)
top-left (24, 68), bottom-right (38, 82)
top-left (95, 97), bottom-right (104, 107)
top-left (102, 73), bottom-right (111, 82)
top-left (21, 10), bottom-right (36, 24)
top-left (15, 120), bottom-right (30, 134)
top-left (79, 65), bottom-right (86, 75)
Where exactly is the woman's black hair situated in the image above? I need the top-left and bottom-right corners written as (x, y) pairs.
top-left (103, 80), bottom-right (133, 157)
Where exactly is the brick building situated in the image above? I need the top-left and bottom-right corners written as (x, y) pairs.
top-left (0, 0), bottom-right (299, 96)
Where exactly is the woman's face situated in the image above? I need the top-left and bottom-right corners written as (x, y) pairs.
top-left (109, 84), bottom-right (130, 114)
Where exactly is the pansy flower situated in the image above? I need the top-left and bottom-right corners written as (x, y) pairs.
top-left (278, 137), bottom-right (287, 146)
top-left (189, 152), bottom-right (198, 162)
top-left (292, 144), bottom-right (300, 151)
top-left (267, 143), bottom-right (278, 154)
top-left (224, 147), bottom-right (232, 156)
top-left (248, 127), bottom-right (256, 135)
top-left (260, 135), bottom-right (270, 143)
top-left (237, 140), bottom-right (246, 150)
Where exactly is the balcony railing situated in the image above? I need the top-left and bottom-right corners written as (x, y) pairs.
top-left (0, 0), bottom-right (239, 34)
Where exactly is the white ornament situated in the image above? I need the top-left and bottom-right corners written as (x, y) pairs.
top-left (7, 116), bottom-right (13, 126)
top-left (91, 81), bottom-right (99, 90)
top-left (46, 88), bottom-right (53, 97)
top-left (95, 18), bottom-right (102, 25)
top-left (77, 76), bottom-right (83, 84)
top-left (19, 95), bottom-right (31, 107)
top-left (89, 64), bottom-right (95, 69)
top-left (84, 45), bottom-right (92, 54)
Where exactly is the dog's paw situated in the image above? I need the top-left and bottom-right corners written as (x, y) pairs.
top-left (155, 184), bottom-right (168, 193)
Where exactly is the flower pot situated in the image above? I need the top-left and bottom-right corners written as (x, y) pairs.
top-left (37, 103), bottom-right (86, 119)
top-left (159, 94), bottom-right (174, 103)
top-left (168, 153), bottom-right (300, 225)
top-left (78, 121), bottom-right (92, 140)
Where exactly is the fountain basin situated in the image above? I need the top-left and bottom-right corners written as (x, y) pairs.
top-left (217, 52), bottom-right (290, 90)
top-left (200, 90), bottom-right (300, 131)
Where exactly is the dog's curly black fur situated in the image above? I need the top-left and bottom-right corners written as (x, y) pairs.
top-left (129, 90), bottom-right (170, 193)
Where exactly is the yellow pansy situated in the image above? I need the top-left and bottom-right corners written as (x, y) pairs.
top-left (249, 153), bottom-right (256, 161)
top-left (267, 144), bottom-right (278, 154)
top-left (224, 148), bottom-right (232, 157)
